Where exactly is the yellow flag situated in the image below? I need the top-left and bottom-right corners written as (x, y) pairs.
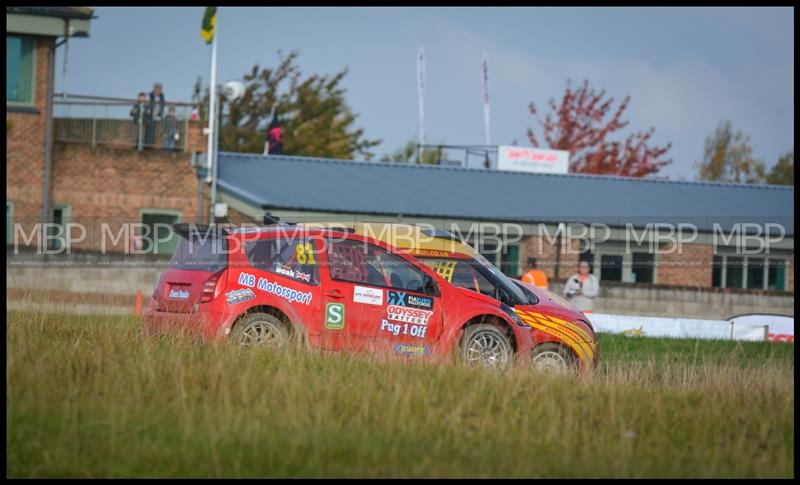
top-left (201, 7), bottom-right (216, 44)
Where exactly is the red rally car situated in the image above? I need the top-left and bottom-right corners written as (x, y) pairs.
top-left (143, 222), bottom-right (535, 370)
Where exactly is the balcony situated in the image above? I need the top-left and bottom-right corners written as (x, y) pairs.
top-left (53, 94), bottom-right (200, 152)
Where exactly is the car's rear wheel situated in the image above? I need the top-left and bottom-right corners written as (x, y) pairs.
top-left (233, 312), bottom-right (290, 348)
top-left (460, 324), bottom-right (513, 370)
top-left (531, 343), bottom-right (577, 374)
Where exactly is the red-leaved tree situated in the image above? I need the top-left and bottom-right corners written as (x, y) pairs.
top-left (526, 79), bottom-right (672, 177)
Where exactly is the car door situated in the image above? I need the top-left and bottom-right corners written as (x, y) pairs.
top-left (320, 237), bottom-right (444, 356)
top-left (235, 234), bottom-right (324, 333)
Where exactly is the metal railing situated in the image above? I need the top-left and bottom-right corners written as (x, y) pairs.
top-left (53, 93), bottom-right (199, 152)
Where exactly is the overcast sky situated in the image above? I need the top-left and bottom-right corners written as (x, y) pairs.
top-left (56, 6), bottom-right (794, 179)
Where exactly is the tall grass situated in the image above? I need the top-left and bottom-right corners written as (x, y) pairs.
top-left (6, 310), bottom-right (794, 478)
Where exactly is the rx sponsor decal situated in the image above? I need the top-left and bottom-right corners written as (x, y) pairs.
top-left (394, 344), bottom-right (429, 356)
top-left (353, 286), bottom-right (383, 306)
top-left (168, 288), bottom-right (190, 300)
top-left (325, 303), bottom-right (345, 330)
top-left (225, 288), bottom-right (256, 305)
top-left (387, 291), bottom-right (433, 310)
top-left (237, 271), bottom-right (313, 305)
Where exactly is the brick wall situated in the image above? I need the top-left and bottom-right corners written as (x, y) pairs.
top-left (50, 143), bottom-right (207, 252)
top-left (655, 242), bottom-right (714, 287)
top-left (522, 236), bottom-right (719, 289)
top-left (7, 37), bottom-right (54, 236)
top-left (521, 235), bottom-right (581, 280)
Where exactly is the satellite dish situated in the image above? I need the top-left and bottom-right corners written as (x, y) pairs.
top-left (222, 80), bottom-right (245, 101)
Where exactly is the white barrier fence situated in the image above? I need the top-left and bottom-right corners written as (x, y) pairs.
top-left (586, 313), bottom-right (794, 342)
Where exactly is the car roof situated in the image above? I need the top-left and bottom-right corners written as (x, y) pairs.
top-left (227, 221), bottom-right (478, 259)
top-left (298, 222), bottom-right (477, 259)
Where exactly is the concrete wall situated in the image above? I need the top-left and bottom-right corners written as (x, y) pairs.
top-left (550, 282), bottom-right (794, 320)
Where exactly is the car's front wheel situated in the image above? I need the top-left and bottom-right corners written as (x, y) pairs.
top-left (232, 312), bottom-right (290, 348)
top-left (460, 324), bottom-right (513, 370)
top-left (531, 343), bottom-right (577, 374)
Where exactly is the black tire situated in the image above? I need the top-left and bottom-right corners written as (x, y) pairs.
top-left (531, 342), bottom-right (578, 375)
top-left (231, 312), bottom-right (290, 348)
top-left (460, 323), bottom-right (513, 370)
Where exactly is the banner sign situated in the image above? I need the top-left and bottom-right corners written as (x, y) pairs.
top-left (587, 313), bottom-right (771, 342)
top-left (496, 145), bottom-right (570, 174)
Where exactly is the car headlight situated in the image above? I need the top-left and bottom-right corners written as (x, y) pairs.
top-left (500, 303), bottom-right (527, 327)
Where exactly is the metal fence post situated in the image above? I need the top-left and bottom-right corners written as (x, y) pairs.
top-left (184, 106), bottom-right (189, 153)
top-left (137, 105), bottom-right (143, 151)
top-left (91, 102), bottom-right (97, 147)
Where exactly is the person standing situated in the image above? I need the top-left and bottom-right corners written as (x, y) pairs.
top-left (145, 82), bottom-right (165, 147)
top-left (520, 257), bottom-right (549, 290)
top-left (563, 261), bottom-right (599, 313)
top-left (130, 92), bottom-right (149, 149)
top-left (163, 105), bottom-right (179, 151)
top-left (264, 111), bottom-right (283, 155)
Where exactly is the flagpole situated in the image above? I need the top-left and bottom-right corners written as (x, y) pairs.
top-left (482, 51), bottom-right (491, 147)
top-left (207, 12), bottom-right (218, 224)
top-left (417, 46), bottom-right (425, 163)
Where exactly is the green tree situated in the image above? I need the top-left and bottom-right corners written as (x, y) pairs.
top-left (380, 140), bottom-right (445, 165)
top-left (192, 50), bottom-right (380, 160)
top-left (765, 151), bottom-right (794, 186)
top-left (695, 121), bottom-right (766, 183)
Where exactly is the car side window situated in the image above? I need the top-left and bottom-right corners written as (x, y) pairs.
top-left (423, 258), bottom-right (495, 297)
top-left (327, 239), bottom-right (427, 292)
top-left (244, 237), bottom-right (319, 285)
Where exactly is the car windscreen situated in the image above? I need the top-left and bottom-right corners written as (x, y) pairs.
top-left (472, 252), bottom-right (534, 304)
top-left (419, 255), bottom-right (533, 305)
top-left (169, 230), bottom-right (228, 272)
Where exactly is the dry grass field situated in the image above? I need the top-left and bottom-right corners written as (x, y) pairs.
top-left (6, 309), bottom-right (794, 478)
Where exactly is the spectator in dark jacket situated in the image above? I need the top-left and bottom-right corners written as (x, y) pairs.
top-left (145, 83), bottom-right (165, 147)
top-left (130, 92), bottom-right (149, 148)
top-left (163, 105), bottom-right (179, 151)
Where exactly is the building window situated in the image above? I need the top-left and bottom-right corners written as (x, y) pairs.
top-left (768, 260), bottom-right (787, 292)
top-left (725, 256), bottom-right (745, 288)
top-left (6, 201), bottom-right (13, 246)
top-left (631, 252), bottom-right (655, 284)
top-left (466, 237), bottom-right (521, 278)
top-left (140, 211), bottom-right (181, 256)
top-left (712, 255), bottom-right (723, 287)
top-left (746, 258), bottom-right (765, 290)
top-left (499, 244), bottom-right (520, 278)
top-left (712, 254), bottom-right (787, 291)
top-left (7, 36), bottom-right (35, 104)
top-left (47, 204), bottom-right (70, 250)
top-left (600, 254), bottom-right (623, 282)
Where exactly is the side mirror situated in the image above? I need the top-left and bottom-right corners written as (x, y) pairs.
top-left (423, 274), bottom-right (440, 297)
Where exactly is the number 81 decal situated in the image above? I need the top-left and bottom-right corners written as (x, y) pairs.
top-left (295, 242), bottom-right (316, 265)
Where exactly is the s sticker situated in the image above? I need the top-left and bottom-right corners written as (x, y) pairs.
top-left (325, 303), bottom-right (345, 330)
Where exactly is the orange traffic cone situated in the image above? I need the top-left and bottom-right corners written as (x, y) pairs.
top-left (134, 290), bottom-right (143, 316)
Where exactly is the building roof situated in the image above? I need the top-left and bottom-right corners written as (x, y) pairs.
top-left (6, 7), bottom-right (95, 20)
top-left (216, 152), bottom-right (794, 235)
